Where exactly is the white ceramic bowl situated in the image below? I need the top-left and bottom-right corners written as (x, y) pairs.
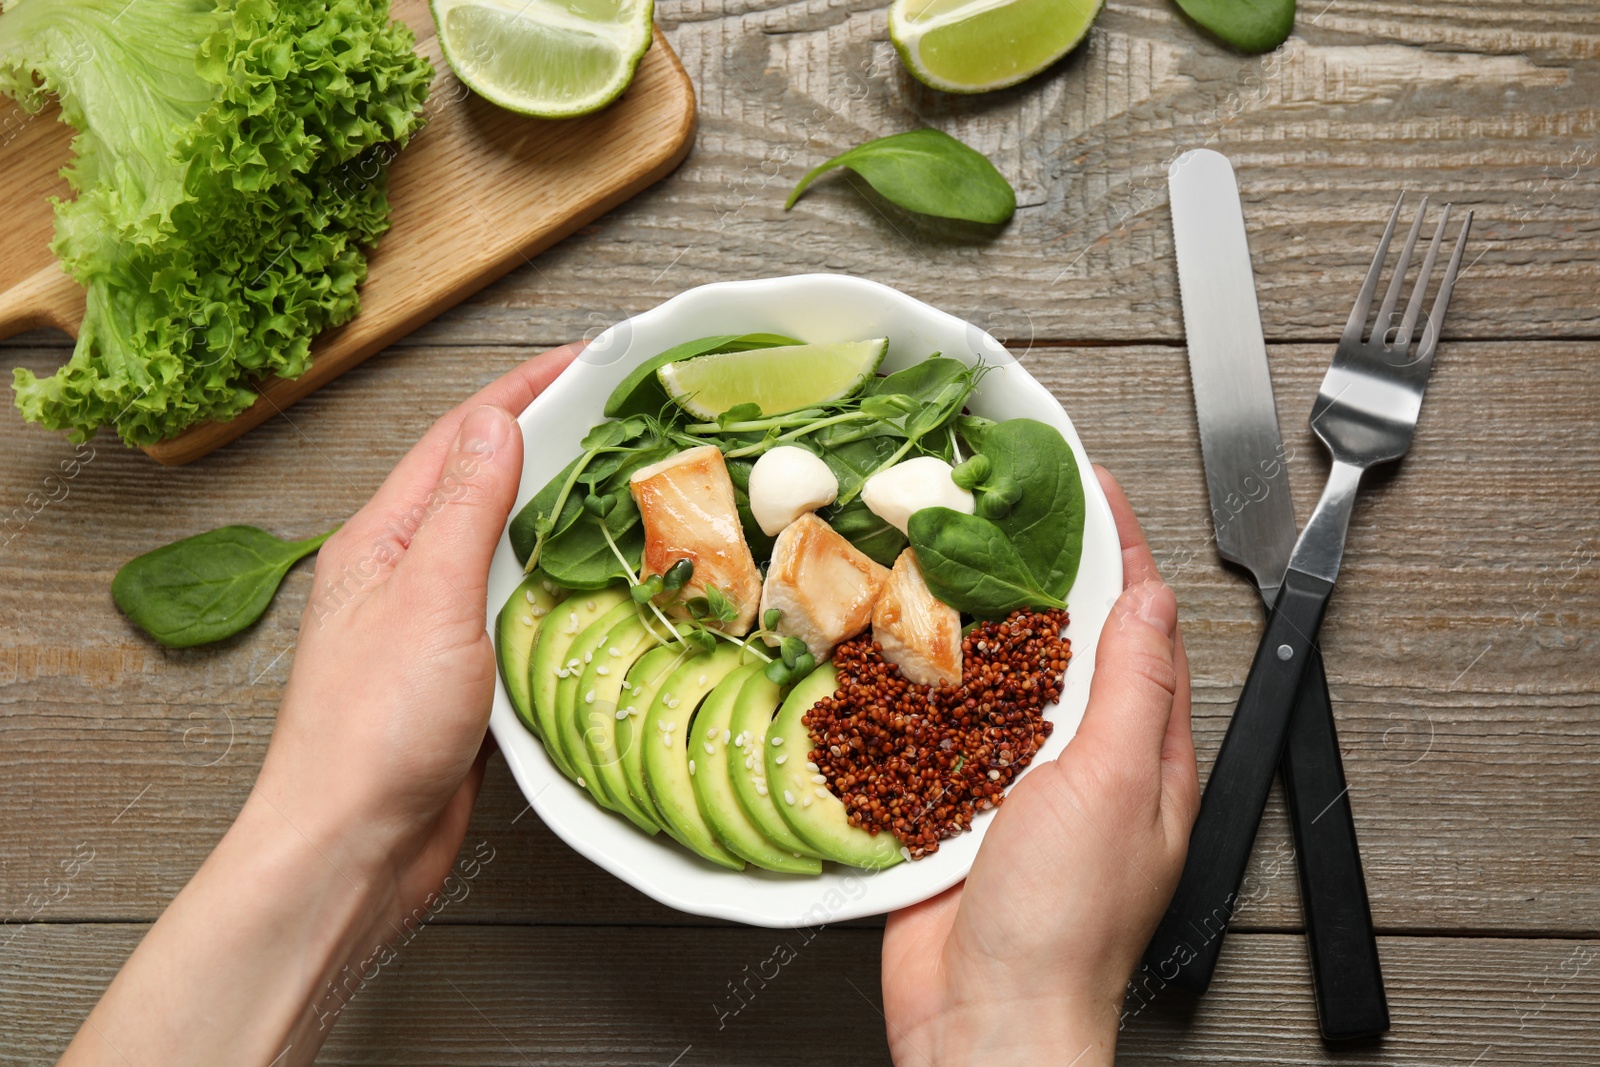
top-left (487, 274), bottom-right (1121, 928)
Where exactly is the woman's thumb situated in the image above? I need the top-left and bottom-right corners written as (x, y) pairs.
top-left (401, 405), bottom-right (523, 607)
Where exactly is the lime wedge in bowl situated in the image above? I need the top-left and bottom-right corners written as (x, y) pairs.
top-left (658, 338), bottom-right (888, 420)
top-left (889, 0), bottom-right (1104, 94)
top-left (432, 0), bottom-right (654, 119)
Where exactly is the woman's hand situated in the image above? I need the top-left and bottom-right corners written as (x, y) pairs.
top-left (880, 466), bottom-right (1199, 1067)
top-left (62, 345), bottom-right (579, 1067)
top-left (257, 342), bottom-right (579, 925)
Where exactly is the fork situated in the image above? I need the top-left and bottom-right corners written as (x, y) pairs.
top-left (1146, 195), bottom-right (1471, 991)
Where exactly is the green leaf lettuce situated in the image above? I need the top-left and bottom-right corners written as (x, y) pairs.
top-left (0, 0), bottom-right (432, 444)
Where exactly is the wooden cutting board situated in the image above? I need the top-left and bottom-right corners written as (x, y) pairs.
top-left (0, 1), bottom-right (695, 465)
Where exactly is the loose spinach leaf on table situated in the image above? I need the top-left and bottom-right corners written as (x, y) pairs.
top-left (1173, 0), bottom-right (1294, 53)
top-left (604, 333), bottom-right (802, 418)
top-left (112, 525), bottom-right (336, 648)
top-left (785, 129), bottom-right (1016, 225)
top-left (907, 508), bottom-right (1067, 617)
top-left (976, 419), bottom-right (1086, 600)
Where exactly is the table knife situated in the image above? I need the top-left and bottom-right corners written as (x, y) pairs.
top-left (1143, 148), bottom-right (1389, 1040)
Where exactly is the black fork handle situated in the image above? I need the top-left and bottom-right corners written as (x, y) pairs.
top-left (1283, 643), bottom-right (1390, 1040)
top-left (1142, 567), bottom-right (1333, 992)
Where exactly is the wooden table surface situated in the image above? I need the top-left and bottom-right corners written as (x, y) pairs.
top-left (3, 0), bottom-right (1598, 1062)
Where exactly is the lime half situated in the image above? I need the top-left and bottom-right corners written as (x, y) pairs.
top-left (658, 339), bottom-right (889, 420)
top-left (889, 0), bottom-right (1104, 94)
top-left (432, 0), bottom-right (654, 119)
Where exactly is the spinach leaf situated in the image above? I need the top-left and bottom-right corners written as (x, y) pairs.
top-left (1173, 0), bottom-right (1294, 52)
top-left (726, 457), bottom-right (777, 559)
top-left (907, 508), bottom-right (1066, 618)
top-left (604, 333), bottom-right (801, 418)
top-left (956, 414), bottom-right (997, 452)
top-left (866, 357), bottom-right (968, 404)
top-left (829, 497), bottom-right (907, 567)
top-left (978, 419), bottom-right (1086, 599)
top-left (541, 496), bottom-right (645, 589)
top-left (784, 129), bottom-right (1016, 225)
top-left (510, 453), bottom-right (588, 564)
top-left (112, 525), bottom-right (335, 648)
top-left (818, 435), bottom-right (903, 503)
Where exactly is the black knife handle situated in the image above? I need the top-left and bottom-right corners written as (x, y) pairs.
top-left (1283, 648), bottom-right (1390, 1040)
top-left (1142, 566), bottom-right (1334, 992)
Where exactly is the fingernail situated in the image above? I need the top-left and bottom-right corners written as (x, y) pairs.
top-left (459, 405), bottom-right (511, 457)
top-left (1131, 581), bottom-right (1177, 638)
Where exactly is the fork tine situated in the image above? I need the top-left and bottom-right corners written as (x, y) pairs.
top-left (1373, 195), bottom-right (1429, 347)
top-left (1395, 203), bottom-right (1450, 352)
top-left (1416, 210), bottom-right (1473, 363)
top-left (1343, 193), bottom-right (1406, 345)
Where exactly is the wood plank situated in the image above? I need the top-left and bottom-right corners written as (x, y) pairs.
top-left (3, 927), bottom-right (1597, 1064)
top-left (1, 341), bottom-right (1595, 933)
top-left (6, 0), bottom-right (1597, 363)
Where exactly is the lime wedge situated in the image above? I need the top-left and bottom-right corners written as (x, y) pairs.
top-left (889, 0), bottom-right (1104, 94)
top-left (657, 339), bottom-right (889, 420)
top-left (431, 0), bottom-right (653, 119)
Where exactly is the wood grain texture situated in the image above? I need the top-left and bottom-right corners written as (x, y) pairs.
top-left (2, 341), bottom-right (1595, 937)
top-left (0, 1), bottom-right (697, 465)
top-left (3, 927), bottom-right (1597, 1064)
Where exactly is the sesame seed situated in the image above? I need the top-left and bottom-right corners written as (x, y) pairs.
top-left (815, 786), bottom-right (831, 800)
top-left (811, 774), bottom-right (826, 784)
top-left (703, 742), bottom-right (715, 755)
top-left (775, 754), bottom-right (788, 765)
top-left (705, 727), bottom-right (718, 741)
top-left (802, 795), bottom-right (813, 808)
top-left (519, 614), bottom-right (534, 627)
top-left (615, 708), bottom-right (629, 720)
top-left (805, 761), bottom-right (819, 772)
top-left (756, 784), bottom-right (768, 796)
top-left (783, 790), bottom-right (795, 805)
top-left (688, 759), bottom-right (696, 775)
top-left (585, 599), bottom-right (596, 611)
top-left (596, 666), bottom-right (610, 676)
top-left (697, 674), bottom-right (707, 686)
top-left (662, 734), bottom-right (672, 747)
top-left (567, 658), bottom-right (580, 669)
top-left (532, 605), bottom-right (549, 617)
top-left (584, 690), bottom-right (596, 704)
top-left (772, 736), bottom-right (784, 746)
top-left (667, 698), bottom-right (681, 710)
top-left (609, 647), bottom-right (622, 657)
top-left (583, 651), bottom-right (593, 664)
top-left (556, 668), bottom-right (569, 679)
top-left (744, 757), bottom-right (754, 769)
top-left (525, 589), bottom-right (536, 603)
top-left (576, 776), bottom-right (586, 788)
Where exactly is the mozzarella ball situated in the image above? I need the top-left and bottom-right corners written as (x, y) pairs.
top-left (861, 456), bottom-right (976, 534)
top-left (748, 446), bottom-right (839, 536)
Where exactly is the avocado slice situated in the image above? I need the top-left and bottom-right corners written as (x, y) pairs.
top-left (562, 612), bottom-right (680, 833)
top-left (617, 644), bottom-right (695, 825)
top-left (642, 642), bottom-right (754, 870)
top-left (495, 574), bottom-right (563, 736)
top-left (530, 587), bottom-right (629, 775)
top-left (553, 601), bottom-right (641, 803)
top-left (727, 672), bottom-right (826, 861)
top-left (690, 666), bottom-right (822, 875)
top-left (767, 664), bottom-right (904, 870)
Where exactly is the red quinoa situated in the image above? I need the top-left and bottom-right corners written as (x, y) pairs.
top-left (802, 608), bottom-right (1071, 858)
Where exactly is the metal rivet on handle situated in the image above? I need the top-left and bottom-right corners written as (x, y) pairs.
top-left (1277, 643), bottom-right (1294, 661)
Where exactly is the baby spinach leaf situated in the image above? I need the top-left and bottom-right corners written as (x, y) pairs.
top-left (978, 419), bottom-right (1086, 599)
top-left (785, 129), bottom-right (1016, 225)
top-left (907, 508), bottom-right (1066, 618)
top-left (510, 453), bottom-right (589, 564)
top-left (829, 497), bottom-right (907, 567)
top-left (1174, 0), bottom-right (1294, 53)
top-left (112, 525), bottom-right (336, 648)
top-left (604, 333), bottom-right (801, 418)
top-left (866, 357), bottom-right (969, 405)
top-left (818, 435), bottom-right (903, 503)
top-left (541, 496), bottom-right (644, 590)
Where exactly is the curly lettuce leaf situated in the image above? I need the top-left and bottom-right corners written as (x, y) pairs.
top-left (1, 0), bottom-right (431, 445)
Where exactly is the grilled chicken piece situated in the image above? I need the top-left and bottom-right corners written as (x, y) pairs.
top-left (630, 445), bottom-right (763, 635)
top-left (760, 513), bottom-right (890, 661)
top-left (872, 550), bottom-right (962, 688)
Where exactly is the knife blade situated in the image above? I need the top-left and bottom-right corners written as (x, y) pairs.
top-left (1145, 149), bottom-right (1389, 1040)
